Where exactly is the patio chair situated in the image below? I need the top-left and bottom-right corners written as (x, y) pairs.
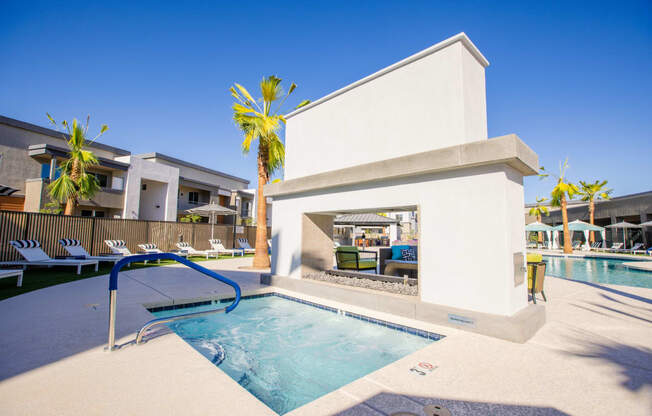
top-left (0, 269), bottom-right (24, 287)
top-left (589, 241), bottom-right (603, 250)
top-left (105, 240), bottom-right (157, 265)
top-left (604, 242), bottom-right (624, 253)
top-left (58, 239), bottom-right (122, 265)
top-left (618, 242), bottom-right (644, 254)
top-left (2, 239), bottom-right (98, 275)
top-left (236, 238), bottom-right (256, 255)
top-left (176, 242), bottom-right (219, 259)
top-left (208, 239), bottom-right (243, 257)
top-left (526, 255), bottom-right (547, 304)
top-left (335, 246), bottom-right (378, 272)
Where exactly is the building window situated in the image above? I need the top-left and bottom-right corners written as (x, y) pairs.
top-left (188, 191), bottom-right (199, 204)
top-left (92, 173), bottom-right (108, 188)
top-left (81, 210), bottom-right (93, 217)
top-left (94, 211), bottom-right (105, 218)
top-left (40, 163), bottom-right (61, 180)
top-left (112, 176), bottom-right (124, 191)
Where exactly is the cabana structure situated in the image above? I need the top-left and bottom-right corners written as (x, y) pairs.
top-left (525, 221), bottom-right (553, 249)
top-left (264, 33), bottom-right (543, 342)
top-left (552, 220), bottom-right (605, 250)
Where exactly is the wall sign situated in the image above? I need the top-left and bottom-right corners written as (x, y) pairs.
top-left (235, 226), bottom-right (244, 234)
top-left (447, 313), bottom-right (475, 327)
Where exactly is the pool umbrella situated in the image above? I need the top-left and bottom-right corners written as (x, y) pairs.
top-left (606, 221), bottom-right (642, 249)
top-left (553, 220), bottom-right (605, 250)
top-left (186, 203), bottom-right (238, 240)
top-left (525, 222), bottom-right (553, 249)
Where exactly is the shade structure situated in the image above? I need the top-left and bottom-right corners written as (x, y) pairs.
top-left (186, 203), bottom-right (238, 239)
top-left (552, 219), bottom-right (604, 232)
top-left (525, 221), bottom-right (553, 232)
top-left (606, 221), bottom-right (642, 249)
top-left (641, 220), bottom-right (652, 227)
top-left (552, 220), bottom-right (605, 250)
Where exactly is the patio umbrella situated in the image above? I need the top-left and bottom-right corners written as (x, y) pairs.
top-left (186, 203), bottom-right (238, 240)
top-left (605, 221), bottom-right (642, 249)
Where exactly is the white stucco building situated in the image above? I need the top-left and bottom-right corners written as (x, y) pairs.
top-left (265, 33), bottom-right (543, 341)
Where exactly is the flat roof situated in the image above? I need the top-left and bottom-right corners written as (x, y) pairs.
top-left (136, 152), bottom-right (250, 185)
top-left (285, 33), bottom-right (489, 120)
top-left (525, 190), bottom-right (652, 208)
top-left (0, 114), bottom-right (131, 156)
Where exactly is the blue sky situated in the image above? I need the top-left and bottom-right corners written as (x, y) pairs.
top-left (1, 1), bottom-right (650, 202)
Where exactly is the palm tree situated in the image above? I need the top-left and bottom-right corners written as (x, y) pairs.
top-left (578, 180), bottom-right (612, 243)
top-left (528, 197), bottom-right (549, 243)
top-left (46, 114), bottom-right (108, 215)
top-left (230, 76), bottom-right (309, 268)
top-left (540, 159), bottom-right (579, 254)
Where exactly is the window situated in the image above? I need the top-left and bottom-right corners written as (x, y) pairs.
top-left (94, 211), bottom-right (105, 218)
top-left (188, 191), bottom-right (199, 204)
top-left (81, 210), bottom-right (93, 217)
top-left (40, 163), bottom-right (61, 180)
top-left (91, 172), bottom-right (108, 188)
top-left (395, 214), bottom-right (403, 222)
top-left (112, 176), bottom-right (124, 191)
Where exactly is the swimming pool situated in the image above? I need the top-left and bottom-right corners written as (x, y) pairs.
top-left (151, 293), bottom-right (441, 414)
top-left (542, 255), bottom-right (652, 288)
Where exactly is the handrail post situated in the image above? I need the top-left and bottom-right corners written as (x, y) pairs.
top-left (106, 289), bottom-right (117, 351)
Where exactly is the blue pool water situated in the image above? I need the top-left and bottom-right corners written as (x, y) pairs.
top-left (151, 294), bottom-right (439, 414)
top-left (542, 255), bottom-right (652, 288)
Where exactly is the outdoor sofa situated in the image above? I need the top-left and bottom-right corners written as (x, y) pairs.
top-left (3, 239), bottom-right (98, 275)
top-left (378, 245), bottom-right (417, 278)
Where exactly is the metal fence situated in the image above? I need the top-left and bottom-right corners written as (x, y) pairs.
top-left (0, 210), bottom-right (269, 262)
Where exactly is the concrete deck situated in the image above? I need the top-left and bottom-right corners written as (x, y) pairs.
top-left (0, 258), bottom-right (650, 415)
top-left (624, 261), bottom-right (652, 272)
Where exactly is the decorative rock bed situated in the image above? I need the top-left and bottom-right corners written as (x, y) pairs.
top-left (303, 271), bottom-right (418, 296)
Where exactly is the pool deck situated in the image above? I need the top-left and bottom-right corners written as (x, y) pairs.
top-left (0, 257), bottom-right (650, 415)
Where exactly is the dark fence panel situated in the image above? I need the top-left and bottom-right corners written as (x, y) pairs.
top-left (0, 210), bottom-right (271, 261)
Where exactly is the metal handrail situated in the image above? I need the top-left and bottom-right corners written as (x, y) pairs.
top-left (106, 252), bottom-right (241, 351)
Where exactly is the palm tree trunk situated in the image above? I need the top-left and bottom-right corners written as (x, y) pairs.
top-left (252, 151), bottom-right (271, 269)
top-left (589, 200), bottom-right (595, 244)
top-left (65, 159), bottom-right (81, 216)
top-left (537, 214), bottom-right (543, 243)
top-left (561, 194), bottom-right (572, 254)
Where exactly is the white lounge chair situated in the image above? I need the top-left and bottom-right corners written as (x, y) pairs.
top-left (0, 269), bottom-right (23, 287)
top-left (209, 239), bottom-right (243, 257)
top-left (236, 238), bottom-right (256, 254)
top-left (58, 239), bottom-right (122, 265)
top-left (176, 242), bottom-right (219, 259)
top-left (2, 240), bottom-right (98, 275)
top-left (105, 240), bottom-right (157, 265)
top-left (605, 242), bottom-right (624, 253)
top-left (618, 243), bottom-right (644, 254)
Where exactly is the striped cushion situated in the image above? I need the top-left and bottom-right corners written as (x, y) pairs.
top-left (140, 243), bottom-right (157, 250)
top-left (177, 242), bottom-right (191, 248)
top-left (59, 238), bottom-right (81, 247)
top-left (105, 240), bottom-right (126, 248)
top-left (209, 239), bottom-right (221, 245)
top-left (10, 239), bottom-right (41, 248)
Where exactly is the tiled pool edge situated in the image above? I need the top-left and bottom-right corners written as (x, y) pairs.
top-left (148, 292), bottom-right (444, 342)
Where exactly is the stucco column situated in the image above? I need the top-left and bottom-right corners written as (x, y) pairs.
top-left (49, 158), bottom-right (57, 179)
top-left (301, 214), bottom-right (334, 276)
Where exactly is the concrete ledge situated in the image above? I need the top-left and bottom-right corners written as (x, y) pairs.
top-left (261, 274), bottom-right (546, 343)
top-left (264, 134), bottom-right (538, 197)
top-left (623, 261), bottom-right (652, 272)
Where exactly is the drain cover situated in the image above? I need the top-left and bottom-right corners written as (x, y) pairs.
top-left (424, 404), bottom-right (452, 416)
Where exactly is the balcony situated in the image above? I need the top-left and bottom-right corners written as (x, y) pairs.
top-left (80, 188), bottom-right (124, 209)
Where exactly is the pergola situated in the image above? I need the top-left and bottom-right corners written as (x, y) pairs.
top-left (552, 220), bottom-right (605, 250)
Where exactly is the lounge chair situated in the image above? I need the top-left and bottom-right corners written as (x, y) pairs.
top-left (176, 242), bottom-right (219, 259)
top-left (526, 253), bottom-right (547, 304)
top-left (2, 239), bottom-right (98, 275)
top-left (209, 239), bottom-right (243, 257)
top-left (0, 269), bottom-right (24, 287)
top-left (572, 240), bottom-right (582, 250)
top-left (604, 242), bottom-right (624, 253)
top-left (236, 238), bottom-right (256, 255)
top-left (335, 246), bottom-right (378, 272)
top-left (589, 241), bottom-right (603, 250)
top-left (58, 239), bottom-right (122, 265)
top-left (618, 243), bottom-right (644, 254)
top-left (105, 240), bottom-right (157, 264)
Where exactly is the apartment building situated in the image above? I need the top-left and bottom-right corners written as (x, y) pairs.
top-left (0, 115), bottom-right (251, 223)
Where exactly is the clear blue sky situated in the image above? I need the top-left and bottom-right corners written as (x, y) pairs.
top-left (1, 1), bottom-right (650, 202)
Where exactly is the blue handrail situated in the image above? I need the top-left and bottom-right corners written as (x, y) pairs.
top-left (106, 252), bottom-right (241, 350)
top-left (108, 252), bottom-right (241, 312)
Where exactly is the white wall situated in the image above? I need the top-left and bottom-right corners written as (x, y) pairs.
top-left (117, 156), bottom-right (179, 221)
top-left (271, 164), bottom-right (527, 316)
top-left (284, 36), bottom-right (488, 180)
top-left (139, 179), bottom-right (168, 221)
